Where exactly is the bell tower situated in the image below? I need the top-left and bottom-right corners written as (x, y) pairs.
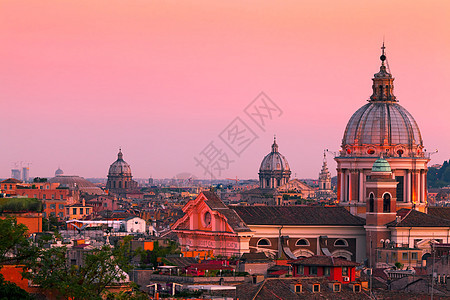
top-left (365, 156), bottom-right (398, 267)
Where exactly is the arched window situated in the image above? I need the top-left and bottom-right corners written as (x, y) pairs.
top-left (369, 193), bottom-right (374, 212)
top-left (257, 238), bottom-right (271, 246)
top-left (334, 239), bottom-right (348, 247)
top-left (383, 193), bottom-right (391, 212)
top-left (296, 239), bottom-right (310, 246)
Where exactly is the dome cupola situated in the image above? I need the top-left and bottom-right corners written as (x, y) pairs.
top-left (259, 137), bottom-right (291, 189)
top-left (341, 43), bottom-right (424, 158)
top-left (108, 149), bottom-right (132, 176)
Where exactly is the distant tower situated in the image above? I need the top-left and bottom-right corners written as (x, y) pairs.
top-left (22, 167), bottom-right (30, 182)
top-left (319, 151), bottom-right (332, 190)
top-left (317, 151), bottom-right (333, 198)
top-left (259, 137), bottom-right (291, 189)
top-left (11, 169), bottom-right (21, 180)
top-left (106, 149), bottom-right (138, 196)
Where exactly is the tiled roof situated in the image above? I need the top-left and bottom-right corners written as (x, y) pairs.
top-left (386, 209), bottom-right (450, 227)
top-left (202, 191), bottom-right (228, 209)
top-left (289, 256), bottom-right (360, 267)
top-left (231, 206), bottom-right (366, 226)
top-left (1, 178), bottom-right (22, 183)
top-left (237, 278), bottom-right (370, 300)
top-left (202, 192), bottom-right (251, 232)
top-left (240, 252), bottom-right (270, 262)
top-left (427, 207), bottom-right (450, 221)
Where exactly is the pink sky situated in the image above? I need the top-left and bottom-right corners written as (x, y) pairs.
top-left (1, 1), bottom-right (450, 180)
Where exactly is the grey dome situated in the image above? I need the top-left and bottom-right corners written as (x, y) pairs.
top-left (108, 150), bottom-right (132, 176)
top-left (343, 102), bottom-right (422, 147)
top-left (55, 168), bottom-right (64, 176)
top-left (259, 139), bottom-right (290, 172)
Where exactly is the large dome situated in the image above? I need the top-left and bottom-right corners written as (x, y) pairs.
top-left (259, 139), bottom-right (290, 172)
top-left (340, 47), bottom-right (424, 158)
top-left (108, 150), bottom-right (132, 176)
top-left (343, 102), bottom-right (422, 146)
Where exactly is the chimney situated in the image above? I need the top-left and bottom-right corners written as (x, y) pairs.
top-left (82, 198), bottom-right (85, 207)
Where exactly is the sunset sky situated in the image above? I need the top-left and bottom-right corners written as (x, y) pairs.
top-left (1, 1), bottom-right (449, 180)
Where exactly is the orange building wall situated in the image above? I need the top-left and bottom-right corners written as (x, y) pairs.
top-left (0, 214), bottom-right (42, 234)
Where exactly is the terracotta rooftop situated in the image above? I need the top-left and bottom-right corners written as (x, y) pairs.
top-left (231, 206), bottom-right (366, 226)
top-left (236, 277), bottom-right (370, 300)
top-left (240, 252), bottom-right (270, 262)
top-left (386, 208), bottom-right (450, 227)
top-left (289, 256), bottom-right (360, 267)
top-left (426, 207), bottom-right (450, 221)
top-left (202, 192), bottom-right (251, 232)
top-left (1, 178), bottom-right (22, 184)
top-left (202, 191), bottom-right (228, 209)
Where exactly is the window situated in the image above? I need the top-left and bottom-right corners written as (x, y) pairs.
top-left (43, 204), bottom-right (47, 209)
top-left (72, 208), bottom-right (77, 215)
top-left (396, 176), bottom-right (404, 202)
top-left (334, 239), bottom-right (348, 247)
top-left (50, 204), bottom-right (56, 209)
top-left (310, 266), bottom-right (318, 275)
top-left (42, 212), bottom-right (47, 218)
top-left (369, 193), bottom-right (374, 212)
top-left (80, 208), bottom-right (83, 214)
top-left (59, 204), bottom-right (64, 209)
top-left (333, 283), bottom-right (341, 292)
top-left (33, 194), bottom-right (37, 198)
top-left (50, 212), bottom-right (55, 217)
top-left (42, 194), bottom-right (46, 200)
top-left (51, 194), bottom-right (55, 199)
top-left (295, 285), bottom-right (302, 293)
top-left (297, 265), bottom-right (304, 275)
top-left (257, 239), bottom-right (271, 246)
top-left (383, 193), bottom-right (391, 212)
top-left (313, 284), bottom-right (320, 293)
top-left (342, 267), bottom-right (349, 276)
top-left (412, 252), bottom-right (418, 260)
top-left (58, 212), bottom-right (63, 218)
top-left (353, 284), bottom-right (361, 293)
top-left (60, 195), bottom-right (64, 200)
top-left (86, 208), bottom-right (90, 214)
top-left (324, 267), bottom-right (331, 276)
top-left (402, 252), bottom-right (408, 260)
top-left (296, 239), bottom-right (310, 246)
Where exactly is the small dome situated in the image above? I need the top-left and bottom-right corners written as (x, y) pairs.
top-left (108, 150), bottom-right (132, 176)
top-left (372, 157), bottom-right (392, 173)
top-left (259, 138), bottom-right (290, 172)
top-left (55, 167), bottom-right (64, 177)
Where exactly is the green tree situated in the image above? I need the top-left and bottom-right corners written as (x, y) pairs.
top-left (0, 217), bottom-right (37, 266)
top-left (0, 274), bottom-right (33, 300)
top-left (23, 236), bottom-right (134, 300)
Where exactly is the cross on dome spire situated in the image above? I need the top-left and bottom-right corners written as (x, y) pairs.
top-left (272, 135), bottom-right (279, 153)
top-left (118, 148), bottom-right (123, 160)
top-left (369, 42), bottom-right (397, 102)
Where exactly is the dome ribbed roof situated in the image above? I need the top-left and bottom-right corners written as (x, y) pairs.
top-left (259, 139), bottom-right (290, 172)
top-left (108, 150), bottom-right (132, 176)
top-left (343, 102), bottom-right (422, 146)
